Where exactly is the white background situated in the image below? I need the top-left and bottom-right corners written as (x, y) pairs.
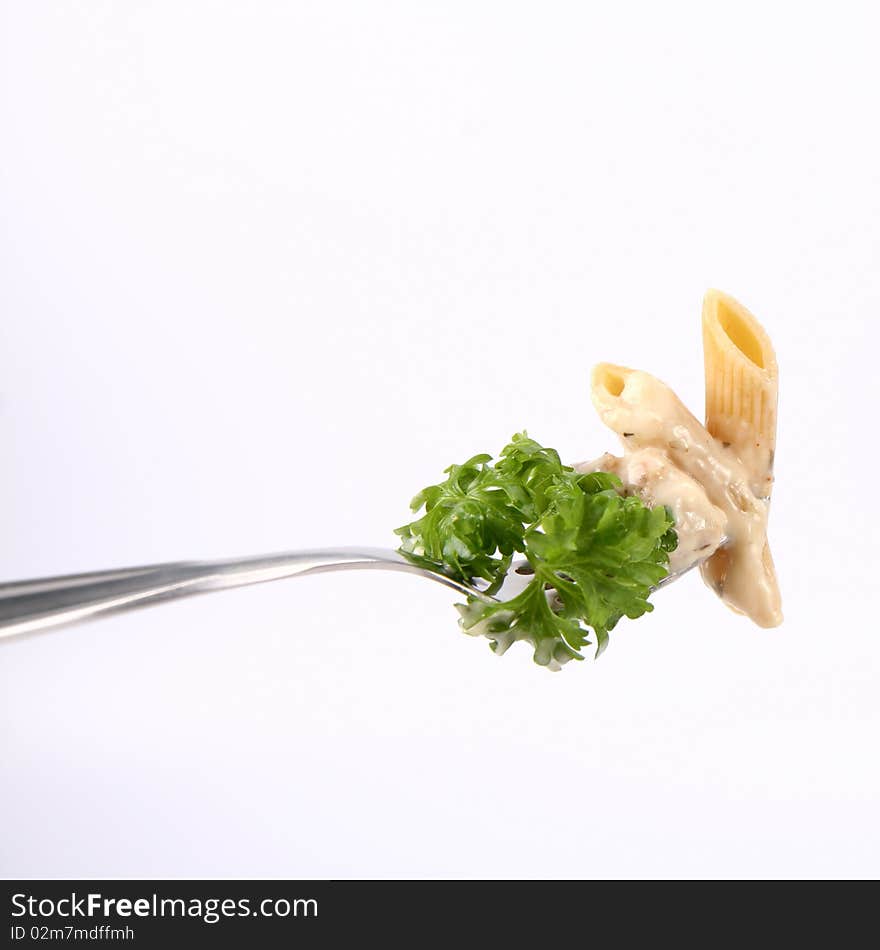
top-left (2, 1), bottom-right (878, 879)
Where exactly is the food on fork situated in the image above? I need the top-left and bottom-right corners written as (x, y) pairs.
top-left (396, 290), bottom-right (781, 670)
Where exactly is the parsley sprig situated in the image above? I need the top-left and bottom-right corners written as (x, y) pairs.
top-left (396, 433), bottom-right (677, 669)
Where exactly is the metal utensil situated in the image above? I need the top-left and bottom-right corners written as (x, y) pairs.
top-left (0, 546), bottom-right (702, 643)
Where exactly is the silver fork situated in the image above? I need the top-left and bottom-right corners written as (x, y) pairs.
top-left (0, 547), bottom-right (699, 643)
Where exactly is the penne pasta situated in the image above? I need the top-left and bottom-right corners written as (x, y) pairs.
top-left (699, 290), bottom-right (780, 627)
top-left (702, 289), bottom-right (778, 499)
top-left (589, 334), bottom-right (782, 628)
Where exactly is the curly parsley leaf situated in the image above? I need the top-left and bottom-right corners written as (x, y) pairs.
top-left (394, 452), bottom-right (526, 593)
top-left (397, 433), bottom-right (677, 668)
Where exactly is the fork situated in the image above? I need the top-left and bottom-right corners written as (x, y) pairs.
top-left (0, 547), bottom-right (698, 643)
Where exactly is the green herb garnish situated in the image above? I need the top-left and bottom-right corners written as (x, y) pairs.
top-left (396, 433), bottom-right (677, 669)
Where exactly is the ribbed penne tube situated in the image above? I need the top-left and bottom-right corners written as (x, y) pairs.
top-left (702, 289), bottom-right (778, 499)
top-left (699, 290), bottom-right (781, 627)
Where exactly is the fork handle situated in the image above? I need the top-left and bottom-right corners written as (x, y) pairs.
top-left (0, 548), bottom-right (443, 642)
